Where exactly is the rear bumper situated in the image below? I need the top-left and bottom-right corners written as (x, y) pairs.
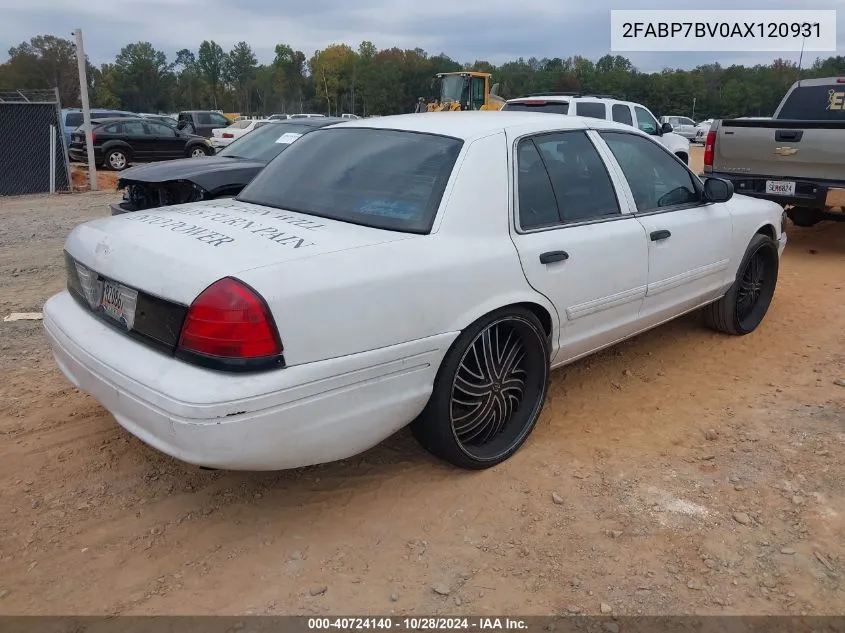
top-left (43, 290), bottom-right (455, 470)
top-left (709, 171), bottom-right (845, 213)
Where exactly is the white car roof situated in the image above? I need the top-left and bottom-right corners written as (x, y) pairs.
top-left (506, 94), bottom-right (624, 103)
top-left (327, 111), bottom-right (645, 141)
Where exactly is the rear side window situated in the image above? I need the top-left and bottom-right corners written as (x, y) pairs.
top-left (611, 104), bottom-right (633, 126)
top-left (65, 113), bottom-right (83, 127)
top-left (516, 139), bottom-right (560, 230)
top-left (777, 84), bottom-right (845, 120)
top-left (238, 128), bottom-right (463, 234)
top-left (101, 123), bottom-right (122, 134)
top-left (532, 131), bottom-right (620, 223)
top-left (503, 100), bottom-right (569, 114)
top-left (575, 102), bottom-right (607, 120)
top-left (123, 121), bottom-right (146, 136)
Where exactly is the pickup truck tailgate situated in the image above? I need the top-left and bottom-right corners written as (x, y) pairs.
top-left (714, 120), bottom-right (843, 181)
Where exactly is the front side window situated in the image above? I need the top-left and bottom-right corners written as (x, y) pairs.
top-left (634, 106), bottom-right (659, 135)
top-left (238, 128), bottom-right (463, 233)
top-left (210, 113), bottom-right (230, 126)
top-left (600, 132), bottom-right (699, 212)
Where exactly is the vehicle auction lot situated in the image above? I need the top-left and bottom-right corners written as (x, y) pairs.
top-left (1, 146), bottom-right (844, 615)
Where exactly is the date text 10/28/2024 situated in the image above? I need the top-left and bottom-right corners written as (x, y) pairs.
top-left (308, 618), bottom-right (528, 631)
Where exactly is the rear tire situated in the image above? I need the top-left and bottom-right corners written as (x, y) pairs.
top-left (105, 149), bottom-right (129, 171)
top-left (703, 233), bottom-right (779, 335)
top-left (189, 145), bottom-right (211, 158)
top-left (411, 307), bottom-right (550, 470)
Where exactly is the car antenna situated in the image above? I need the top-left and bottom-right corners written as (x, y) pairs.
top-left (796, 36), bottom-right (805, 86)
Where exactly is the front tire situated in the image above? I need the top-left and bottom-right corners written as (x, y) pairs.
top-left (411, 307), bottom-right (550, 470)
top-left (703, 233), bottom-right (779, 335)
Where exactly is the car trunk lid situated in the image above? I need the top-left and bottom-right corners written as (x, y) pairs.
top-left (65, 199), bottom-right (416, 305)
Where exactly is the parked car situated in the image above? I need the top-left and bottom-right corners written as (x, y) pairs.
top-left (68, 117), bottom-right (213, 170)
top-left (60, 108), bottom-right (136, 150)
top-left (210, 118), bottom-right (271, 150)
top-left (502, 93), bottom-right (691, 164)
top-left (694, 119), bottom-right (713, 144)
top-left (341, 113), bottom-right (361, 119)
top-left (109, 117), bottom-right (346, 214)
top-left (176, 110), bottom-right (233, 138)
top-left (704, 77), bottom-right (845, 227)
top-left (659, 115), bottom-right (698, 140)
top-left (289, 113), bottom-right (327, 119)
top-left (44, 112), bottom-right (785, 472)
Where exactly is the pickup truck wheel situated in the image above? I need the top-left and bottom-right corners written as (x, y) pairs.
top-left (703, 234), bottom-right (779, 336)
top-left (787, 207), bottom-right (819, 228)
top-left (411, 307), bottom-right (550, 470)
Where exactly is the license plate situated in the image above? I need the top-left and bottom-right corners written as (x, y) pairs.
top-left (765, 180), bottom-right (795, 196)
top-left (101, 279), bottom-right (138, 330)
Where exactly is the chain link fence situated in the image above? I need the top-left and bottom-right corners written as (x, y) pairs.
top-left (0, 89), bottom-right (71, 196)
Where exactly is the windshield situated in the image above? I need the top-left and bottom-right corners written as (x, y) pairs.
top-left (217, 122), bottom-right (315, 162)
top-left (237, 128), bottom-right (463, 234)
top-left (777, 84), bottom-right (845, 120)
top-left (440, 75), bottom-right (467, 104)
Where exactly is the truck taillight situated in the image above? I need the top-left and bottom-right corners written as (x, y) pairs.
top-left (177, 277), bottom-right (283, 370)
top-left (703, 130), bottom-right (716, 167)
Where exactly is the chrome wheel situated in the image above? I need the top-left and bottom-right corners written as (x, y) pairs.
top-left (191, 147), bottom-right (207, 158)
top-left (451, 322), bottom-right (527, 446)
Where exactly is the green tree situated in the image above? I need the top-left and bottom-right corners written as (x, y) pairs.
top-left (112, 41), bottom-right (173, 112)
top-left (197, 40), bottom-right (226, 109)
top-left (225, 41), bottom-right (257, 113)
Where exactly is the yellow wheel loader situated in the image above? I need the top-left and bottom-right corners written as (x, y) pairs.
top-left (414, 72), bottom-right (505, 113)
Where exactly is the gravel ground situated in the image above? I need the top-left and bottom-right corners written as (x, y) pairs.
top-left (1, 147), bottom-right (844, 616)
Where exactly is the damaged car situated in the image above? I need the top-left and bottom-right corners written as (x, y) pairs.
top-left (110, 117), bottom-right (346, 215)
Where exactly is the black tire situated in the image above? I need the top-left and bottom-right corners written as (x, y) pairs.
top-left (703, 233), bottom-right (779, 335)
top-left (104, 148), bottom-right (130, 171)
top-left (411, 307), bottom-right (550, 470)
top-left (188, 144), bottom-right (211, 158)
top-left (787, 207), bottom-right (819, 228)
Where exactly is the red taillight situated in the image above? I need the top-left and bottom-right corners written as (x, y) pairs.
top-left (836, 78), bottom-right (845, 83)
top-left (178, 277), bottom-right (282, 360)
top-left (222, 132), bottom-right (233, 138)
top-left (703, 130), bottom-right (716, 167)
top-left (90, 132), bottom-right (97, 144)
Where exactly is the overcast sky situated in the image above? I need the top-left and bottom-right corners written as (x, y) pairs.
top-left (0, 0), bottom-right (841, 72)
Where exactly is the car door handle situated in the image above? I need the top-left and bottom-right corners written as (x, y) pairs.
top-left (539, 251), bottom-right (569, 264)
top-left (650, 230), bottom-right (671, 241)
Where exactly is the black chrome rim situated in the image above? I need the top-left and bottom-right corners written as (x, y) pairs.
top-left (735, 246), bottom-right (775, 329)
top-left (449, 318), bottom-right (546, 461)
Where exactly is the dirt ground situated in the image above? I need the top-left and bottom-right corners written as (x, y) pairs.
top-left (1, 146), bottom-right (844, 616)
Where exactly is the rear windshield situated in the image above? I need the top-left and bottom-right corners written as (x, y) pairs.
top-left (778, 84), bottom-right (845, 120)
top-left (237, 128), bottom-right (463, 234)
top-left (65, 112), bottom-right (83, 127)
top-left (217, 122), bottom-right (312, 162)
top-left (503, 101), bottom-right (569, 114)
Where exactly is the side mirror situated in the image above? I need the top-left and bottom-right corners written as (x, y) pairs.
top-left (703, 177), bottom-right (734, 203)
top-left (660, 122), bottom-right (674, 134)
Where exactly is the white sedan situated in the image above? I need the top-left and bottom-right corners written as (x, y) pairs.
top-left (210, 119), bottom-right (272, 149)
top-left (44, 112), bottom-right (787, 471)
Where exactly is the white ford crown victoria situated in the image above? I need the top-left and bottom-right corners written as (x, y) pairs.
top-left (44, 112), bottom-right (787, 471)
